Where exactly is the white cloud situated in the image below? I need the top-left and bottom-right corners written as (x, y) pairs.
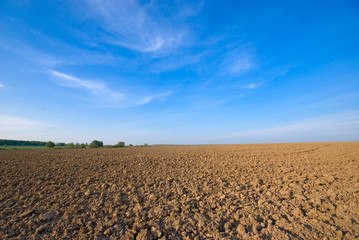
top-left (137, 91), bottom-right (173, 105)
top-left (0, 83), bottom-right (3, 88)
top-left (83, 0), bottom-right (187, 53)
top-left (0, 114), bottom-right (50, 131)
top-left (222, 46), bottom-right (256, 76)
top-left (230, 56), bottom-right (254, 74)
top-left (51, 70), bottom-right (124, 102)
top-left (51, 70), bottom-right (172, 108)
top-left (245, 82), bottom-right (263, 89)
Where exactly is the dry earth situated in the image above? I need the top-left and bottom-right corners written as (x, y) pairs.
top-left (1, 142), bottom-right (359, 239)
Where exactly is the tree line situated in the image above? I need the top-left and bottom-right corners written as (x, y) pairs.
top-left (45, 140), bottom-right (124, 148)
top-left (0, 139), bottom-right (46, 146)
top-left (0, 139), bottom-right (149, 149)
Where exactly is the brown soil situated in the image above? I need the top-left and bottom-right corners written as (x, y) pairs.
top-left (1, 142), bottom-right (359, 239)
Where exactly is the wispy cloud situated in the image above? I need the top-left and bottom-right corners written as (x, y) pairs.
top-left (51, 70), bottom-right (124, 102)
top-left (286, 92), bottom-right (359, 113)
top-left (150, 51), bottom-right (207, 72)
top-left (51, 70), bottom-right (172, 107)
top-left (218, 44), bottom-right (257, 76)
top-left (244, 82), bottom-right (263, 89)
top-left (137, 91), bottom-right (173, 105)
top-left (0, 35), bottom-right (119, 67)
top-left (229, 54), bottom-right (255, 75)
top-left (82, 0), bottom-right (189, 53)
top-left (0, 83), bottom-right (3, 88)
top-left (0, 114), bottom-right (50, 131)
top-left (227, 111), bottom-right (359, 143)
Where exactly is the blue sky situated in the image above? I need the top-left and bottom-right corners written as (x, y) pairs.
top-left (0, 0), bottom-right (358, 145)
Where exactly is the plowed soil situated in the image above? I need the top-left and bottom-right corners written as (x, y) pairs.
top-left (1, 142), bottom-right (359, 239)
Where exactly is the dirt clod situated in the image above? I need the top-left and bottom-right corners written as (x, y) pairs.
top-left (236, 224), bottom-right (246, 235)
top-left (43, 210), bottom-right (58, 221)
top-left (19, 209), bottom-right (34, 218)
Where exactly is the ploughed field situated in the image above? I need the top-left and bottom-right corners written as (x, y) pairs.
top-left (1, 143), bottom-right (359, 239)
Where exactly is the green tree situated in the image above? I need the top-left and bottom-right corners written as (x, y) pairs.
top-left (80, 143), bottom-right (86, 148)
top-left (46, 141), bottom-right (55, 148)
top-left (66, 142), bottom-right (75, 148)
top-left (89, 140), bottom-right (103, 148)
top-left (116, 141), bottom-right (125, 148)
top-left (143, 143), bottom-right (149, 147)
top-left (75, 143), bottom-right (80, 148)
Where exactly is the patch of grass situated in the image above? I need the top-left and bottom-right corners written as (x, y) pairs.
top-left (53, 146), bottom-right (65, 149)
top-left (0, 146), bottom-right (50, 150)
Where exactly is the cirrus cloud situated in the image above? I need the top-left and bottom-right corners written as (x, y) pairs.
top-left (51, 70), bottom-right (124, 102)
top-left (50, 70), bottom-right (172, 108)
top-left (82, 0), bottom-right (189, 53)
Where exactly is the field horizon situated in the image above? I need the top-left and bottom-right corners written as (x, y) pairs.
top-left (1, 138), bottom-right (359, 148)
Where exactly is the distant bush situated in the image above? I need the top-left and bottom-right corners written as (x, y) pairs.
top-left (143, 143), bottom-right (149, 147)
top-left (80, 143), bottom-right (86, 148)
top-left (46, 141), bottom-right (55, 148)
top-left (89, 140), bottom-right (103, 148)
top-left (66, 142), bottom-right (75, 148)
top-left (56, 142), bottom-right (66, 147)
top-left (115, 141), bottom-right (125, 148)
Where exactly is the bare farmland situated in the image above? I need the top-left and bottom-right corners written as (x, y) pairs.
top-left (1, 142), bottom-right (358, 239)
